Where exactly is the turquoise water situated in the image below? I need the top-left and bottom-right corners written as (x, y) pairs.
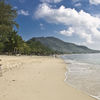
top-left (62, 54), bottom-right (100, 100)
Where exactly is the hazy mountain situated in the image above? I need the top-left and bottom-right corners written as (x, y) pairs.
top-left (27, 37), bottom-right (100, 54)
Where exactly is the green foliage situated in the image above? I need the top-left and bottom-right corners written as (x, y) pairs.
top-left (0, 0), bottom-right (18, 28)
top-left (4, 31), bottom-right (24, 54)
top-left (0, 0), bottom-right (25, 55)
top-left (0, 0), bottom-right (58, 55)
top-left (0, 42), bottom-right (4, 53)
top-left (27, 39), bottom-right (55, 55)
top-left (0, 0), bottom-right (18, 42)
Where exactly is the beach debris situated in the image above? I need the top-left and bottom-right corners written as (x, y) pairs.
top-left (12, 80), bottom-right (16, 82)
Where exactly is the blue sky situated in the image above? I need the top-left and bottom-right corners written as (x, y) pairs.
top-left (8, 0), bottom-right (100, 50)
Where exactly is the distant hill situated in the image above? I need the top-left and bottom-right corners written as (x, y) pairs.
top-left (27, 37), bottom-right (100, 54)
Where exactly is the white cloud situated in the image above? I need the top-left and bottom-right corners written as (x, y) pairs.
top-left (35, 3), bottom-right (100, 44)
top-left (40, 23), bottom-right (44, 27)
top-left (60, 27), bottom-right (74, 36)
top-left (74, 3), bottom-right (81, 7)
top-left (40, 0), bottom-right (62, 3)
top-left (89, 0), bottom-right (100, 5)
top-left (19, 0), bottom-right (26, 3)
top-left (18, 10), bottom-right (29, 16)
top-left (72, 0), bottom-right (80, 3)
top-left (40, 23), bottom-right (45, 30)
top-left (13, 6), bottom-right (18, 9)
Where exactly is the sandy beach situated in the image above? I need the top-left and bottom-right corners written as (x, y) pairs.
top-left (0, 56), bottom-right (96, 100)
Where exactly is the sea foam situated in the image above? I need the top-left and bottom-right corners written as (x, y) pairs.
top-left (61, 54), bottom-right (100, 100)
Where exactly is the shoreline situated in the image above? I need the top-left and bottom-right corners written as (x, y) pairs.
top-left (0, 55), bottom-right (96, 100)
top-left (61, 56), bottom-right (99, 100)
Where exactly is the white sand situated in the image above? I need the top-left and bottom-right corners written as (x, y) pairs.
top-left (0, 56), bottom-right (96, 100)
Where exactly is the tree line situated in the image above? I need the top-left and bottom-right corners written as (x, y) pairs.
top-left (0, 0), bottom-right (57, 55)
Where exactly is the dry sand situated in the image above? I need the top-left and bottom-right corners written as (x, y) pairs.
top-left (0, 55), bottom-right (96, 100)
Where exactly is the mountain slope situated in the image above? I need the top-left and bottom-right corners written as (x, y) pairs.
top-left (27, 37), bottom-right (100, 54)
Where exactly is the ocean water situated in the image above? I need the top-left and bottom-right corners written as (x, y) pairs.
top-left (61, 54), bottom-right (100, 100)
